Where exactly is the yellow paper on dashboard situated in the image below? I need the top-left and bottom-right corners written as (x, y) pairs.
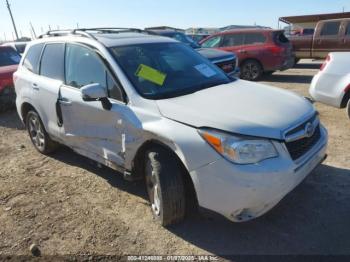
top-left (135, 64), bottom-right (167, 86)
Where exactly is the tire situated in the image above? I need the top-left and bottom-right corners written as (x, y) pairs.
top-left (145, 147), bottom-right (186, 226)
top-left (264, 71), bottom-right (275, 76)
top-left (26, 110), bottom-right (58, 154)
top-left (347, 99), bottom-right (350, 120)
top-left (240, 60), bottom-right (263, 81)
top-left (294, 58), bottom-right (300, 67)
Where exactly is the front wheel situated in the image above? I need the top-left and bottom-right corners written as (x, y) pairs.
top-left (145, 147), bottom-right (186, 226)
top-left (26, 110), bottom-right (58, 154)
top-left (240, 60), bottom-right (263, 81)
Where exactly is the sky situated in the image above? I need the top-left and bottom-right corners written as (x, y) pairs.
top-left (0, 0), bottom-right (348, 41)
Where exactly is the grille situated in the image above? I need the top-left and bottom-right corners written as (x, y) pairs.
top-left (285, 125), bottom-right (321, 160)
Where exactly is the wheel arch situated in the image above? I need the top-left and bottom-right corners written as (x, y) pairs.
top-left (239, 58), bottom-right (264, 71)
top-left (131, 139), bottom-right (199, 209)
top-left (20, 102), bottom-right (37, 125)
top-left (340, 89), bottom-right (350, 108)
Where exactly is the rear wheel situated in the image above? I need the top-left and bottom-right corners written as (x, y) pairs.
top-left (347, 99), bottom-right (350, 120)
top-left (241, 60), bottom-right (263, 81)
top-left (145, 147), bottom-right (186, 226)
top-left (26, 110), bottom-right (58, 154)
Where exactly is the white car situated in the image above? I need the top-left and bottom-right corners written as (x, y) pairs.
top-left (310, 52), bottom-right (350, 119)
top-left (14, 28), bottom-right (328, 226)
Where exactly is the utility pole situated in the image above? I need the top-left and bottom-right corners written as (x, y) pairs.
top-left (5, 0), bottom-right (19, 40)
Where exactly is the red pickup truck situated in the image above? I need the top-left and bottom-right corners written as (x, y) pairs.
top-left (290, 18), bottom-right (350, 63)
top-left (0, 46), bottom-right (20, 112)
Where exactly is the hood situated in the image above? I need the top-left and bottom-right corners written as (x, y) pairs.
top-left (156, 80), bottom-right (315, 140)
top-left (196, 48), bottom-right (236, 62)
top-left (0, 65), bottom-right (18, 79)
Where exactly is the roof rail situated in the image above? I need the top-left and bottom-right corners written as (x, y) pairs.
top-left (38, 29), bottom-right (97, 40)
top-left (37, 27), bottom-right (148, 39)
top-left (78, 27), bottom-right (145, 34)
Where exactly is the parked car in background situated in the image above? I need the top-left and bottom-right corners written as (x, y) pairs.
top-left (200, 29), bottom-right (294, 81)
top-left (2, 41), bottom-right (28, 55)
top-left (186, 33), bottom-right (210, 43)
top-left (148, 30), bottom-right (240, 77)
top-left (290, 18), bottom-right (350, 63)
top-left (310, 52), bottom-right (350, 119)
top-left (15, 28), bottom-right (327, 226)
top-left (0, 46), bottom-right (21, 112)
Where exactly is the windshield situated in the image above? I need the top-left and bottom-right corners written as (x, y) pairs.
top-left (110, 43), bottom-right (232, 99)
top-left (0, 47), bottom-right (21, 67)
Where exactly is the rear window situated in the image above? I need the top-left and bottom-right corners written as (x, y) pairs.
top-left (320, 22), bottom-right (340, 36)
top-left (15, 44), bottom-right (27, 54)
top-left (23, 43), bottom-right (44, 74)
top-left (274, 32), bottom-right (289, 44)
top-left (244, 33), bottom-right (266, 45)
top-left (40, 43), bottom-right (65, 81)
top-left (0, 47), bottom-right (21, 67)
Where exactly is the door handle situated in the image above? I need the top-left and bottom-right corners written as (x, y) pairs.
top-left (32, 83), bottom-right (39, 90)
top-left (239, 50), bottom-right (247, 54)
top-left (59, 98), bottom-right (72, 106)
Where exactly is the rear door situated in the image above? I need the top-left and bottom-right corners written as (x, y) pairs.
top-left (313, 21), bottom-right (341, 58)
top-left (59, 43), bottom-right (128, 167)
top-left (36, 43), bottom-right (65, 138)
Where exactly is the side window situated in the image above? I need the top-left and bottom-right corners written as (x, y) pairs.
top-left (221, 34), bottom-right (244, 47)
top-left (65, 44), bottom-right (124, 102)
top-left (244, 33), bottom-right (267, 45)
top-left (23, 43), bottom-right (44, 74)
top-left (320, 22), bottom-right (340, 36)
top-left (201, 36), bottom-right (222, 48)
top-left (40, 43), bottom-right (65, 81)
top-left (346, 23), bottom-right (350, 36)
top-left (65, 44), bottom-right (106, 89)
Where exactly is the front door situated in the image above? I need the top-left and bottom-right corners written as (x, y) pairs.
top-left (59, 43), bottom-right (128, 167)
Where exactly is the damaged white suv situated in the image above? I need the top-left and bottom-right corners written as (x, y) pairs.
top-left (14, 28), bottom-right (328, 226)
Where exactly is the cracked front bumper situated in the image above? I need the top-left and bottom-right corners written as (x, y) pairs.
top-left (190, 126), bottom-right (328, 222)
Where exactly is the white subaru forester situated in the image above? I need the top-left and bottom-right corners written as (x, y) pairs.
top-left (14, 28), bottom-right (328, 226)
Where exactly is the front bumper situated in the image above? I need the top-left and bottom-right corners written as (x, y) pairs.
top-left (190, 125), bottom-right (328, 222)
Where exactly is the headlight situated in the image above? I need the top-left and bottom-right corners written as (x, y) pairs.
top-left (198, 128), bottom-right (278, 164)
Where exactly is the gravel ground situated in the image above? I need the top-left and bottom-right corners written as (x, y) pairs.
top-left (0, 60), bottom-right (349, 260)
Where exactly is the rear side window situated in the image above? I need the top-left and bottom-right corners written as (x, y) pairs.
top-left (23, 44), bottom-right (44, 73)
top-left (201, 36), bottom-right (222, 48)
top-left (221, 34), bottom-right (244, 47)
top-left (244, 33), bottom-right (267, 45)
top-left (40, 43), bottom-right (65, 81)
top-left (320, 22), bottom-right (340, 36)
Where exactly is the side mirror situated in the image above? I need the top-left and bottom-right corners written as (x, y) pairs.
top-left (81, 83), bottom-right (106, 101)
top-left (81, 83), bottom-right (112, 110)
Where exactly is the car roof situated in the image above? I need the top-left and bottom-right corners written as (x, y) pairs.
top-left (216, 28), bottom-right (282, 35)
top-left (34, 31), bottom-right (177, 48)
top-left (93, 32), bottom-right (177, 47)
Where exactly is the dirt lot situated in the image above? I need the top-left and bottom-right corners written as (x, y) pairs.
top-left (0, 60), bottom-right (349, 260)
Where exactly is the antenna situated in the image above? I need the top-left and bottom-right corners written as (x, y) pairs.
top-left (5, 0), bottom-right (19, 40)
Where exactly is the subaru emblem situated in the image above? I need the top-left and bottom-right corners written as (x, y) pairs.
top-left (305, 122), bottom-right (315, 138)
